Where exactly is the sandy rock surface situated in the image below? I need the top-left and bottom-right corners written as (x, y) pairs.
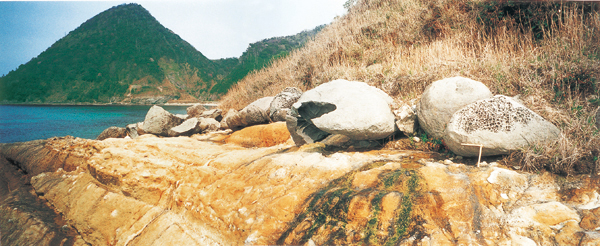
top-left (1, 127), bottom-right (600, 245)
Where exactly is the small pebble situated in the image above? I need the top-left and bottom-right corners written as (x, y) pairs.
top-left (513, 166), bottom-right (522, 170)
top-left (413, 137), bottom-right (421, 143)
top-left (443, 159), bottom-right (453, 165)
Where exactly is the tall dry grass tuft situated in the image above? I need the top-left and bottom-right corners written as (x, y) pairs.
top-left (220, 0), bottom-right (600, 175)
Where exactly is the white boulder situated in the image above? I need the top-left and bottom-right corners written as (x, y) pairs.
top-left (416, 76), bottom-right (493, 138)
top-left (444, 95), bottom-right (561, 156)
top-left (288, 79), bottom-right (397, 144)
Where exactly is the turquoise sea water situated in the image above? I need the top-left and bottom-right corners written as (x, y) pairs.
top-left (0, 105), bottom-right (189, 143)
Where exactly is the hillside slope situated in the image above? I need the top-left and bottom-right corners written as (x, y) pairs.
top-left (0, 3), bottom-right (221, 104)
top-left (220, 0), bottom-right (600, 175)
top-left (211, 25), bottom-right (324, 94)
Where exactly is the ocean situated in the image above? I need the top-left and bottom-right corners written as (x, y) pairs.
top-left (0, 105), bottom-right (191, 143)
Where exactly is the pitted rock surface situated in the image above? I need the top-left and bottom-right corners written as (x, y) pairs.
top-left (444, 95), bottom-right (561, 156)
top-left (455, 96), bottom-right (535, 134)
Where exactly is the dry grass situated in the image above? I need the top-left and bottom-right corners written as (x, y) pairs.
top-left (220, 0), bottom-right (600, 175)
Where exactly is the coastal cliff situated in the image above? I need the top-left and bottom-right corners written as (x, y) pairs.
top-left (2, 126), bottom-right (600, 245)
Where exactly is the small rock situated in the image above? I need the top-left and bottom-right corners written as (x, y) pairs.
top-left (186, 104), bottom-right (207, 118)
top-left (269, 87), bottom-right (302, 122)
top-left (126, 122), bottom-right (145, 139)
top-left (412, 137), bottom-right (421, 143)
top-left (455, 156), bottom-right (463, 160)
top-left (96, 126), bottom-right (127, 140)
top-left (200, 108), bottom-right (223, 121)
top-left (394, 105), bottom-right (417, 135)
top-left (168, 118), bottom-right (201, 137)
top-left (199, 118), bottom-right (220, 132)
top-left (227, 97), bottom-right (274, 129)
top-left (443, 159), bottom-right (453, 165)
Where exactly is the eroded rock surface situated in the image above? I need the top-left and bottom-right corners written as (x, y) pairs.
top-left (269, 87), bottom-right (303, 122)
top-left (97, 126), bottom-right (128, 140)
top-left (2, 133), bottom-right (599, 245)
top-left (444, 95), bottom-right (561, 156)
top-left (225, 97), bottom-right (274, 129)
top-left (289, 79), bottom-right (397, 143)
top-left (417, 76), bottom-right (493, 139)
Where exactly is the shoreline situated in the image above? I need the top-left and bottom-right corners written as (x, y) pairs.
top-left (0, 102), bottom-right (219, 107)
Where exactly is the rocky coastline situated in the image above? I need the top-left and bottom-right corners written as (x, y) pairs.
top-left (2, 78), bottom-right (600, 245)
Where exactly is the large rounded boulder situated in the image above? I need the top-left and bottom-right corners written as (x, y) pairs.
top-left (141, 105), bottom-right (184, 136)
top-left (287, 79), bottom-right (397, 145)
top-left (444, 95), bottom-right (561, 156)
top-left (416, 76), bottom-right (493, 139)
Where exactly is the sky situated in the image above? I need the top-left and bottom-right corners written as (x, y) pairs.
top-left (0, 0), bottom-right (347, 76)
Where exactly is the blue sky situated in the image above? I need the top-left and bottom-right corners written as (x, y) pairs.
top-left (0, 0), bottom-right (347, 76)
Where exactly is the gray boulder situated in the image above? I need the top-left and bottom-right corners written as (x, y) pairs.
top-left (168, 118), bottom-right (201, 137)
top-left (288, 79), bottom-right (397, 144)
top-left (226, 97), bottom-right (274, 129)
top-left (269, 87), bottom-right (303, 122)
top-left (416, 76), bottom-right (493, 139)
top-left (199, 117), bottom-right (220, 132)
top-left (187, 104), bottom-right (207, 118)
top-left (200, 108), bottom-right (223, 121)
top-left (126, 122), bottom-right (145, 139)
top-left (96, 126), bottom-right (127, 140)
top-left (444, 95), bottom-right (561, 157)
top-left (220, 109), bottom-right (237, 130)
top-left (141, 105), bottom-right (184, 136)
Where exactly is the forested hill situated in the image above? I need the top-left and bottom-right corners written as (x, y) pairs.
top-left (0, 3), bottom-right (323, 104)
top-left (210, 25), bottom-right (324, 94)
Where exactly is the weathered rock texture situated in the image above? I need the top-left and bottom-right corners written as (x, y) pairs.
top-left (142, 105), bottom-right (184, 136)
top-left (186, 104), bottom-right (207, 118)
top-left (97, 126), bottom-right (128, 140)
top-left (2, 134), bottom-right (600, 245)
top-left (126, 122), bottom-right (145, 139)
top-left (168, 118), bottom-right (202, 137)
top-left (225, 97), bottom-right (274, 129)
top-left (393, 105), bottom-right (417, 135)
top-left (417, 76), bottom-right (493, 139)
top-left (269, 87), bottom-right (303, 122)
top-left (224, 122), bottom-right (291, 148)
top-left (289, 79), bottom-right (397, 143)
top-left (444, 95), bottom-right (561, 156)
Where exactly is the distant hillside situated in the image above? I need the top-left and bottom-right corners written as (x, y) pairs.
top-left (0, 3), bottom-right (223, 104)
top-left (210, 25), bottom-right (324, 94)
top-left (0, 3), bottom-right (325, 104)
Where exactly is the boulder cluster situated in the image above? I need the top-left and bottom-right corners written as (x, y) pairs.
top-left (417, 76), bottom-right (560, 156)
top-left (98, 76), bottom-right (561, 158)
